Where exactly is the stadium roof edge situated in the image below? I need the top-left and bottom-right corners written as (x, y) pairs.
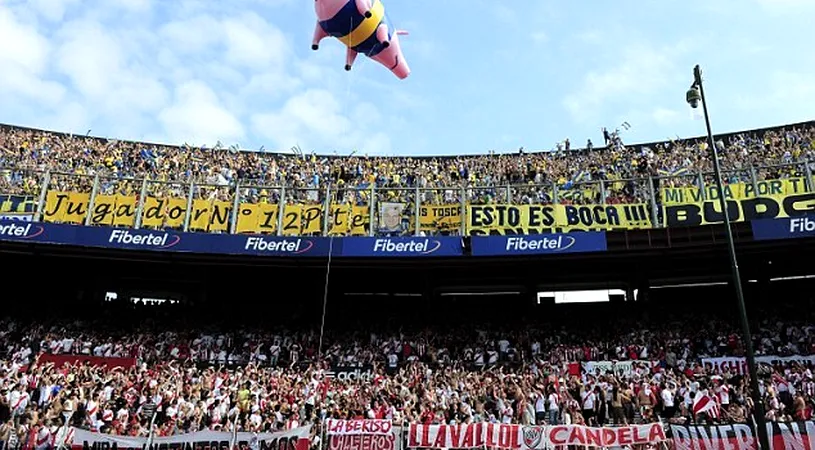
top-left (1, 119), bottom-right (813, 159)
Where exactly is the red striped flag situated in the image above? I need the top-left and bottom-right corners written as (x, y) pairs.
top-left (693, 391), bottom-right (720, 419)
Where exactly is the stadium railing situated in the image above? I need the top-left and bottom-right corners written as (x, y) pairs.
top-left (0, 160), bottom-right (812, 237)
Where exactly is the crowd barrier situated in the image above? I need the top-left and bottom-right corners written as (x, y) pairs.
top-left (0, 164), bottom-right (812, 236)
top-left (1, 164), bottom-right (815, 257)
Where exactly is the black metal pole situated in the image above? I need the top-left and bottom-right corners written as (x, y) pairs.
top-left (694, 64), bottom-right (770, 449)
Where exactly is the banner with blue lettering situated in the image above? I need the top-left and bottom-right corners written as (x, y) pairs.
top-left (470, 232), bottom-right (607, 256)
top-left (752, 216), bottom-right (815, 241)
top-left (338, 237), bottom-right (463, 257)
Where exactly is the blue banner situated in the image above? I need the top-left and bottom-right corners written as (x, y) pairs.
top-left (752, 216), bottom-right (815, 241)
top-left (470, 232), bottom-right (607, 256)
top-left (338, 237), bottom-right (463, 257)
top-left (0, 221), bottom-right (466, 258)
top-left (0, 220), bottom-right (332, 257)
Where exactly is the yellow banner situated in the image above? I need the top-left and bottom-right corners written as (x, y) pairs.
top-left (88, 194), bottom-right (137, 226)
top-left (661, 177), bottom-right (807, 205)
top-left (663, 192), bottom-right (815, 226)
top-left (236, 203), bottom-right (279, 234)
top-left (0, 195), bottom-right (35, 213)
top-left (466, 203), bottom-right (653, 235)
top-left (43, 191), bottom-right (90, 224)
top-left (188, 199), bottom-right (231, 232)
top-left (419, 204), bottom-right (461, 232)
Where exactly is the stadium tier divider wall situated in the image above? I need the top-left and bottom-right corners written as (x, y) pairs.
top-left (63, 419), bottom-right (815, 450)
top-left (0, 160), bottom-right (813, 237)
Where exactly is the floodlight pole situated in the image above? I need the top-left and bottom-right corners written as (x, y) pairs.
top-left (691, 64), bottom-right (769, 449)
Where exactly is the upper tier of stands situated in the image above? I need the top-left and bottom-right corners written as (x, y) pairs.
top-left (1, 121), bottom-right (813, 191)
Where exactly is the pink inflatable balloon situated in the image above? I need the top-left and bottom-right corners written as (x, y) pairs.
top-left (312, 0), bottom-right (410, 79)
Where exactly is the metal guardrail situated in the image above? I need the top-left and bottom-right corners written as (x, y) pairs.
top-left (0, 160), bottom-right (813, 236)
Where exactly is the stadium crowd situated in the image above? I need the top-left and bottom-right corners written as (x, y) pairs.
top-left (1, 303), bottom-right (814, 444)
top-left (0, 122), bottom-right (814, 206)
top-left (1, 122), bottom-right (815, 445)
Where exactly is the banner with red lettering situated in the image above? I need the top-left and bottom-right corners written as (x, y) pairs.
top-left (326, 421), bottom-right (400, 450)
top-left (408, 423), bottom-right (666, 449)
top-left (670, 421), bottom-right (815, 450)
top-left (327, 419), bottom-right (393, 435)
top-left (69, 425), bottom-right (311, 450)
top-left (546, 424), bottom-right (666, 448)
top-left (37, 353), bottom-right (137, 369)
top-left (701, 355), bottom-right (815, 375)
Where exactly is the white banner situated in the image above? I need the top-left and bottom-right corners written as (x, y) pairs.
top-left (0, 213), bottom-right (32, 222)
top-left (407, 423), bottom-right (666, 449)
top-left (582, 360), bottom-right (658, 376)
top-left (71, 425), bottom-right (311, 450)
top-left (701, 355), bottom-right (815, 375)
top-left (326, 419), bottom-right (393, 435)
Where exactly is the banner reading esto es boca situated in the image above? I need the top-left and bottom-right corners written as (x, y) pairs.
top-left (467, 204), bottom-right (653, 235)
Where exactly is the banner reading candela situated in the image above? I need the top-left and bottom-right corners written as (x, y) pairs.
top-left (407, 422), bottom-right (666, 449)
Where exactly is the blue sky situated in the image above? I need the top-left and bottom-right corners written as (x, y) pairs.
top-left (0, 0), bottom-right (813, 156)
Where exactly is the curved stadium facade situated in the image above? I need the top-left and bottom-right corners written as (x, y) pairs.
top-left (0, 121), bottom-right (813, 302)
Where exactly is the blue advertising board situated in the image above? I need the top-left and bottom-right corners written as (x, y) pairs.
top-left (0, 220), bottom-right (332, 257)
top-left (470, 232), bottom-right (607, 256)
top-left (0, 220), bottom-right (464, 258)
top-left (752, 215), bottom-right (815, 241)
top-left (338, 237), bottom-right (463, 257)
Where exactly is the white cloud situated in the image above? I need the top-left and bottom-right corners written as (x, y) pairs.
top-left (652, 108), bottom-right (682, 126)
top-left (562, 42), bottom-right (687, 123)
top-left (222, 12), bottom-right (289, 69)
top-left (0, 0), bottom-right (405, 153)
top-left (531, 31), bottom-right (549, 44)
top-left (26, 0), bottom-right (81, 22)
top-left (0, 6), bottom-right (51, 74)
top-left (159, 81), bottom-right (245, 145)
top-left (251, 89), bottom-right (391, 154)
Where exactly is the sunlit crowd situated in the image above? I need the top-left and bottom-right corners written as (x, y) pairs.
top-left (1, 122), bottom-right (813, 206)
top-left (1, 304), bottom-right (813, 445)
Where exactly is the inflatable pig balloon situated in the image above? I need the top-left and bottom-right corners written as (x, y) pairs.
top-left (312, 0), bottom-right (410, 79)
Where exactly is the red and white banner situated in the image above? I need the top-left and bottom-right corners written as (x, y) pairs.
top-left (701, 355), bottom-right (815, 375)
top-left (329, 433), bottom-right (399, 450)
top-left (671, 421), bottom-right (815, 450)
top-left (70, 425), bottom-right (311, 450)
top-left (327, 419), bottom-right (393, 435)
top-left (582, 360), bottom-right (660, 376)
top-left (37, 353), bottom-right (137, 369)
top-left (407, 423), bottom-right (666, 449)
top-left (547, 424), bottom-right (666, 448)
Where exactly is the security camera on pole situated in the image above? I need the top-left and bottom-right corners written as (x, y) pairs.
top-left (686, 64), bottom-right (770, 450)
